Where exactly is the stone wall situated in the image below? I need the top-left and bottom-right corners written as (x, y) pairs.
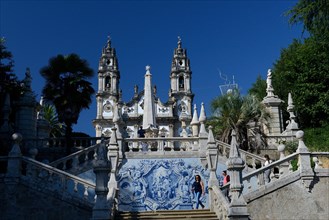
top-left (247, 177), bottom-right (329, 220)
top-left (0, 183), bottom-right (92, 220)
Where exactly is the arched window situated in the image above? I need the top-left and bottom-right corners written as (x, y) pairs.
top-left (179, 76), bottom-right (184, 90)
top-left (105, 77), bottom-right (111, 90)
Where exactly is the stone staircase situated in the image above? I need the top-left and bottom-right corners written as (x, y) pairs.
top-left (115, 209), bottom-right (218, 219)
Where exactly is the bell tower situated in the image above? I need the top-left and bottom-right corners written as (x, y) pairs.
top-left (94, 36), bottom-right (121, 137)
top-left (98, 36), bottom-right (120, 98)
top-left (169, 37), bottom-right (194, 119)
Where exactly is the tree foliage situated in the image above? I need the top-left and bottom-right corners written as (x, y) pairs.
top-left (271, 0), bottom-right (329, 128)
top-left (286, 0), bottom-right (329, 40)
top-left (40, 54), bottom-right (95, 142)
top-left (248, 74), bottom-right (267, 101)
top-left (273, 37), bottom-right (329, 127)
top-left (208, 89), bottom-right (270, 151)
top-left (43, 104), bottom-right (66, 137)
top-left (0, 38), bottom-right (23, 127)
top-left (248, 0), bottom-right (329, 129)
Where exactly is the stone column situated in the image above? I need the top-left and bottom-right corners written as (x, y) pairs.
top-left (206, 126), bottom-right (219, 208)
top-left (190, 104), bottom-right (199, 137)
top-left (5, 133), bottom-right (23, 220)
top-left (226, 130), bottom-right (249, 220)
top-left (198, 103), bottom-right (208, 152)
top-left (198, 103), bottom-right (207, 137)
top-left (14, 68), bottom-right (38, 140)
top-left (296, 130), bottom-right (313, 191)
top-left (206, 126), bottom-right (219, 187)
top-left (262, 69), bottom-right (284, 136)
top-left (107, 127), bottom-right (119, 200)
top-left (277, 144), bottom-right (289, 177)
top-left (92, 138), bottom-right (111, 219)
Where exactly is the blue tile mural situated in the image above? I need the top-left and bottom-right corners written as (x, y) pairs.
top-left (117, 158), bottom-right (210, 211)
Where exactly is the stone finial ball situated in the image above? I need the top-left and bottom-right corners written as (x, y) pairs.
top-left (296, 130), bottom-right (304, 139)
top-left (277, 144), bottom-right (285, 152)
top-left (12, 133), bottom-right (22, 142)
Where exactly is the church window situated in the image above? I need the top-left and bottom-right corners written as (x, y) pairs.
top-left (179, 76), bottom-right (184, 90)
top-left (105, 77), bottom-right (111, 90)
top-left (106, 59), bottom-right (112, 66)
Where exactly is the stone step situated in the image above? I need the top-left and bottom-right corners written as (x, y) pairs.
top-left (116, 209), bottom-right (218, 219)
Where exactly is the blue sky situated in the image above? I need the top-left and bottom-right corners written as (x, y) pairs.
top-left (1, 0), bottom-right (303, 136)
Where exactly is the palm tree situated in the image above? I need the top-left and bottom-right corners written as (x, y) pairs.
top-left (43, 104), bottom-right (66, 137)
top-left (209, 89), bottom-right (270, 151)
top-left (40, 54), bottom-right (95, 153)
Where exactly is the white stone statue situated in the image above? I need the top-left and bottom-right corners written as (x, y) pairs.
top-left (266, 69), bottom-right (272, 89)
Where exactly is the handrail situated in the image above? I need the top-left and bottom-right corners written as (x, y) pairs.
top-left (19, 156), bottom-right (96, 206)
top-left (216, 140), bottom-right (265, 161)
top-left (242, 152), bottom-right (299, 180)
top-left (125, 137), bottom-right (200, 141)
top-left (50, 140), bottom-right (105, 164)
top-left (208, 185), bottom-right (229, 219)
top-left (49, 140), bottom-right (108, 173)
top-left (21, 137), bottom-right (103, 149)
top-left (23, 156), bottom-right (95, 189)
top-left (216, 140), bottom-right (265, 172)
top-left (221, 152), bottom-right (299, 195)
top-left (124, 136), bottom-right (200, 152)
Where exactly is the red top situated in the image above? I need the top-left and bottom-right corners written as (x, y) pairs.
top-left (223, 175), bottom-right (230, 185)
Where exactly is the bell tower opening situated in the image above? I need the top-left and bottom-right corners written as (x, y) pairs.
top-left (179, 76), bottom-right (184, 90)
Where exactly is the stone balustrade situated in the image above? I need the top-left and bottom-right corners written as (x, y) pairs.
top-left (208, 185), bottom-right (229, 220)
top-left (217, 140), bottom-right (265, 170)
top-left (50, 140), bottom-right (108, 174)
top-left (22, 137), bottom-right (102, 149)
top-left (21, 156), bottom-right (96, 204)
top-left (124, 137), bottom-right (200, 152)
top-left (221, 151), bottom-right (329, 201)
top-left (240, 152), bottom-right (299, 193)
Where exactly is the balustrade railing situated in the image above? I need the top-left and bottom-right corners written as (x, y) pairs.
top-left (219, 152), bottom-right (296, 198)
top-left (50, 140), bottom-right (108, 173)
top-left (208, 185), bottom-right (229, 220)
top-left (240, 152), bottom-right (299, 193)
top-left (124, 137), bottom-right (200, 152)
top-left (22, 137), bottom-right (102, 150)
top-left (21, 156), bottom-right (96, 204)
top-left (216, 140), bottom-right (265, 170)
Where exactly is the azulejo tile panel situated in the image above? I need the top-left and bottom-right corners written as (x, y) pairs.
top-left (117, 158), bottom-right (209, 211)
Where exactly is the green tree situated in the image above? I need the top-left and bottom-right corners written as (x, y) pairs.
top-left (286, 0), bottom-right (329, 40)
top-left (272, 34), bottom-right (329, 128)
top-left (40, 54), bottom-right (95, 153)
top-left (270, 0), bottom-right (329, 128)
top-left (0, 38), bottom-right (15, 80)
top-left (43, 104), bottom-right (66, 137)
top-left (208, 89), bottom-right (270, 151)
top-left (0, 38), bottom-right (23, 127)
top-left (248, 74), bottom-right (267, 101)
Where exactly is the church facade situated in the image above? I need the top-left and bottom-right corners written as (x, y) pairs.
top-left (93, 37), bottom-right (196, 139)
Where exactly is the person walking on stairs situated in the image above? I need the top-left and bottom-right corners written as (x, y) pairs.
top-left (191, 175), bottom-right (205, 209)
top-left (264, 154), bottom-right (272, 183)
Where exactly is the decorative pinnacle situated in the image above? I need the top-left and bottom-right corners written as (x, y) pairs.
top-left (177, 36), bottom-right (182, 48)
top-left (106, 35), bottom-right (111, 48)
top-left (145, 65), bottom-right (151, 76)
